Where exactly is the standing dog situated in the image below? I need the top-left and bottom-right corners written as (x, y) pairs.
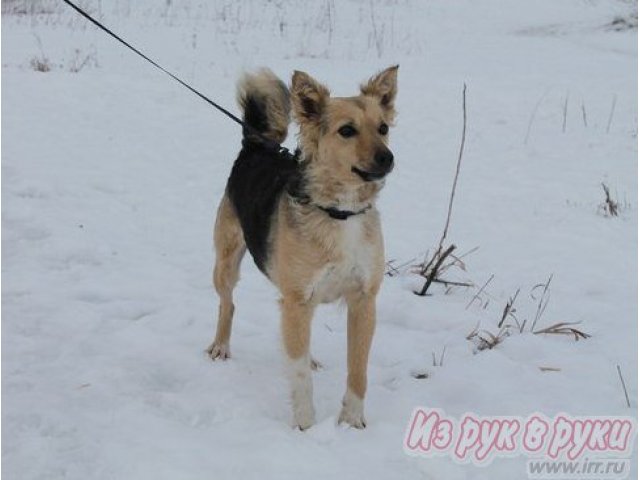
top-left (207, 66), bottom-right (398, 429)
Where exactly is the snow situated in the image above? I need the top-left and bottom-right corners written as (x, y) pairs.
top-left (2, 1), bottom-right (637, 478)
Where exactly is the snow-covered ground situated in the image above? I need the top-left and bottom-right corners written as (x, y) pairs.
top-left (2, 1), bottom-right (637, 478)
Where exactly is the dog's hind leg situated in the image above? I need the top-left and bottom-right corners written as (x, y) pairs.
top-left (207, 195), bottom-right (246, 360)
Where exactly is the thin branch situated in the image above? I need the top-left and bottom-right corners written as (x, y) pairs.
top-left (419, 248), bottom-right (436, 276)
top-left (465, 274), bottom-right (495, 310)
top-left (438, 246), bottom-right (478, 275)
top-left (617, 364), bottom-right (631, 408)
top-left (385, 260), bottom-right (400, 277)
top-left (432, 278), bottom-right (473, 288)
top-left (437, 83), bottom-right (467, 251)
top-left (414, 84), bottom-right (468, 296)
top-left (415, 244), bottom-right (456, 296)
top-left (453, 246), bottom-right (480, 265)
top-left (562, 90), bottom-right (569, 133)
top-left (498, 288), bottom-right (520, 328)
top-left (530, 274), bottom-right (553, 332)
top-left (525, 87), bottom-right (552, 144)
top-left (606, 94), bottom-right (617, 134)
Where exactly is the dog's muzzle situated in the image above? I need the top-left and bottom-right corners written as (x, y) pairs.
top-left (352, 149), bottom-right (394, 182)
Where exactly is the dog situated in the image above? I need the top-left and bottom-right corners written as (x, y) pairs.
top-left (207, 66), bottom-right (398, 430)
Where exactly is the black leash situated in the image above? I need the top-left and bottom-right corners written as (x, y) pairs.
top-left (62, 0), bottom-right (371, 221)
top-left (61, 0), bottom-right (290, 156)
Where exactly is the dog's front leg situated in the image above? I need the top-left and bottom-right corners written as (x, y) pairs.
top-left (339, 292), bottom-right (376, 429)
top-left (281, 294), bottom-right (316, 430)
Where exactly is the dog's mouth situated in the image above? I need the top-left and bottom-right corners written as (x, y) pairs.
top-left (351, 166), bottom-right (392, 182)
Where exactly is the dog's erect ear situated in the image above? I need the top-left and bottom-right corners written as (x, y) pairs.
top-left (291, 71), bottom-right (330, 123)
top-left (360, 65), bottom-right (398, 113)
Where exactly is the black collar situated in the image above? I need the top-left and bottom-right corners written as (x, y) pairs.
top-left (317, 204), bottom-right (371, 220)
top-left (285, 153), bottom-right (371, 221)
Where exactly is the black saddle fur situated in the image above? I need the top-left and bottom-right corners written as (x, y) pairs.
top-left (226, 141), bottom-right (304, 274)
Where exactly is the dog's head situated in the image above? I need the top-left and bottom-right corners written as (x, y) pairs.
top-left (291, 66), bottom-right (398, 204)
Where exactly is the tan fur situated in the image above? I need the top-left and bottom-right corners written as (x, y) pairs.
top-left (236, 68), bottom-right (290, 143)
top-left (206, 196), bottom-right (246, 360)
top-left (360, 65), bottom-right (398, 121)
top-left (208, 66), bottom-right (399, 429)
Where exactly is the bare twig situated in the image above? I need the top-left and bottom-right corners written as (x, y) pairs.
top-left (385, 258), bottom-right (415, 277)
top-left (385, 260), bottom-right (399, 277)
top-left (581, 100), bottom-right (588, 127)
top-left (562, 90), bottom-right (569, 133)
top-left (498, 288), bottom-right (520, 328)
top-left (447, 246), bottom-right (480, 272)
top-left (368, 0), bottom-right (384, 58)
top-left (418, 249), bottom-right (436, 277)
top-left (432, 278), bottom-right (473, 288)
top-left (415, 84), bottom-right (468, 296)
top-left (438, 83), bottom-right (467, 251)
top-left (415, 244), bottom-right (456, 296)
top-left (530, 274), bottom-right (553, 332)
top-left (525, 87), bottom-right (552, 144)
top-left (616, 364), bottom-right (631, 408)
top-left (465, 274), bottom-right (495, 310)
top-left (438, 249), bottom-right (475, 276)
top-left (606, 94), bottom-right (617, 134)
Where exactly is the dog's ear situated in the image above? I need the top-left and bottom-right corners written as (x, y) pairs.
top-left (291, 71), bottom-right (330, 124)
top-left (360, 65), bottom-right (398, 115)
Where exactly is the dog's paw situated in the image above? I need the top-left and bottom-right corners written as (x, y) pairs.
top-left (338, 389), bottom-right (366, 429)
top-left (206, 342), bottom-right (230, 360)
top-left (293, 403), bottom-right (316, 431)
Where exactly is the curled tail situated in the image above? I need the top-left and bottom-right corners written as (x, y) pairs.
top-left (237, 69), bottom-right (290, 145)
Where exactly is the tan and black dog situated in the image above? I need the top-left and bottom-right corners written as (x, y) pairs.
top-left (207, 66), bottom-right (398, 429)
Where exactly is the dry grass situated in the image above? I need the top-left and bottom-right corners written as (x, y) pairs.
top-left (466, 273), bottom-right (590, 354)
top-left (599, 182), bottom-right (619, 217)
top-left (533, 321), bottom-right (590, 341)
top-left (30, 56), bottom-right (51, 72)
top-left (432, 346), bottom-right (446, 367)
top-left (466, 323), bottom-right (511, 352)
top-left (385, 258), bottom-right (415, 277)
top-left (530, 274), bottom-right (553, 332)
top-left (499, 287), bottom-right (520, 329)
top-left (68, 47), bottom-right (99, 73)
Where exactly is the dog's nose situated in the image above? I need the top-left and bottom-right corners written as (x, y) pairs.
top-left (374, 149), bottom-right (394, 170)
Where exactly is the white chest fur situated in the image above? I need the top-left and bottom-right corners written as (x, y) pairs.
top-left (308, 215), bottom-right (375, 304)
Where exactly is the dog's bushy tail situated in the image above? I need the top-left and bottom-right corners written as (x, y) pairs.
top-left (237, 69), bottom-right (290, 145)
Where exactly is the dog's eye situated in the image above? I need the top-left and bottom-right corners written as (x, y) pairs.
top-left (378, 123), bottom-right (389, 135)
top-left (338, 125), bottom-right (358, 138)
